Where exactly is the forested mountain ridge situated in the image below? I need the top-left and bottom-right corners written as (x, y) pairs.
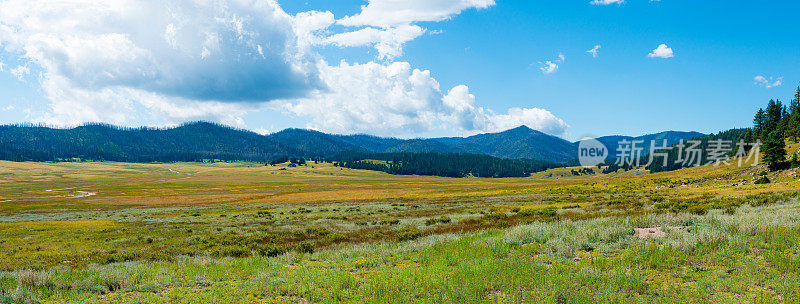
top-left (435, 126), bottom-right (578, 161)
top-left (0, 122), bottom-right (293, 162)
top-left (0, 122), bottom-right (702, 164)
top-left (592, 131), bottom-right (706, 161)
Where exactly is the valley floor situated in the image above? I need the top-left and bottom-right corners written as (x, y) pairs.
top-left (1, 158), bottom-right (799, 303)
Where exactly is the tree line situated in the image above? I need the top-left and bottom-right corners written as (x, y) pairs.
top-left (0, 122), bottom-right (296, 162)
top-left (332, 152), bottom-right (559, 178)
top-left (639, 86), bottom-right (800, 173)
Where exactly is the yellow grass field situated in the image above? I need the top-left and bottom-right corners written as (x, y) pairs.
top-left (2, 154), bottom-right (800, 303)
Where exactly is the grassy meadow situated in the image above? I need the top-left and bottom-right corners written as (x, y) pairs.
top-left (2, 153), bottom-right (800, 303)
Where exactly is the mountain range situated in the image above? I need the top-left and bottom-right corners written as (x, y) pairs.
top-left (0, 122), bottom-right (703, 163)
top-left (592, 131), bottom-right (706, 161)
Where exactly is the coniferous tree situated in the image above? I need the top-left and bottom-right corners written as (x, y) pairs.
top-left (753, 108), bottom-right (766, 138)
top-left (788, 96), bottom-right (800, 142)
top-left (779, 104), bottom-right (790, 137)
top-left (763, 130), bottom-right (787, 171)
top-left (789, 87), bottom-right (800, 142)
top-left (764, 99), bottom-right (784, 137)
top-left (795, 86), bottom-right (800, 104)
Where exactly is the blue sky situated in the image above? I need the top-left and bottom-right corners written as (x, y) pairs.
top-left (0, 0), bottom-right (798, 140)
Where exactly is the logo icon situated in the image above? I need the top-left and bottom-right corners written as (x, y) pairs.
top-left (578, 137), bottom-right (607, 168)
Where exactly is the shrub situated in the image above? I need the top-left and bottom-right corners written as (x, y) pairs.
top-left (379, 219), bottom-right (400, 226)
top-left (483, 212), bottom-right (508, 220)
top-left (687, 205), bottom-right (708, 215)
top-left (394, 226), bottom-right (424, 242)
top-left (424, 216), bottom-right (452, 226)
top-left (326, 233), bottom-right (346, 242)
top-left (755, 176), bottom-right (771, 184)
top-left (305, 227), bottom-right (329, 236)
top-left (297, 242), bottom-right (314, 254)
top-left (214, 246), bottom-right (250, 258)
top-left (605, 198), bottom-right (627, 205)
top-left (669, 202), bottom-right (689, 213)
top-left (537, 208), bottom-right (558, 217)
top-left (751, 196), bottom-right (778, 207)
top-left (654, 201), bottom-right (673, 210)
top-left (517, 209), bottom-right (535, 216)
top-left (256, 245), bottom-right (285, 257)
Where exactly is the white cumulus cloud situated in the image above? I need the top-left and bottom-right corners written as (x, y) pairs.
top-left (591, 0), bottom-right (624, 5)
top-left (282, 61), bottom-right (568, 137)
top-left (253, 128), bottom-right (272, 136)
top-left (293, 10), bottom-right (336, 50)
top-left (586, 45), bottom-right (601, 58)
top-left (284, 61), bottom-right (446, 135)
top-left (0, 0), bottom-right (567, 138)
top-left (754, 76), bottom-right (783, 88)
top-left (8, 65), bottom-right (28, 81)
top-left (648, 44), bottom-right (674, 58)
top-left (0, 0), bottom-right (321, 102)
top-left (0, 0), bottom-right (323, 126)
top-left (329, 0), bottom-right (495, 60)
top-left (539, 53), bottom-right (565, 74)
top-left (323, 25), bottom-right (426, 60)
top-left (338, 0), bottom-right (495, 28)
top-left (486, 107), bottom-right (569, 136)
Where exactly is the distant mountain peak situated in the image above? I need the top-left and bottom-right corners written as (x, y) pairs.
top-left (510, 125), bottom-right (532, 131)
top-left (506, 125), bottom-right (533, 132)
top-left (497, 125), bottom-right (543, 136)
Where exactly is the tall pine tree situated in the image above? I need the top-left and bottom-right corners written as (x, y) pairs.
top-left (754, 108), bottom-right (766, 138)
top-left (763, 130), bottom-right (787, 171)
top-left (764, 99), bottom-right (784, 137)
top-left (788, 90), bottom-right (800, 142)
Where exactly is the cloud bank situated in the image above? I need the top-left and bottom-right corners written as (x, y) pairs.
top-left (0, 0), bottom-right (568, 137)
top-left (283, 61), bottom-right (568, 137)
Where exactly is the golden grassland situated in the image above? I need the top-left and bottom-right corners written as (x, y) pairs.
top-left (1, 147), bottom-right (800, 303)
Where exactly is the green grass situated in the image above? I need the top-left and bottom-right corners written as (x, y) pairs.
top-left (3, 202), bottom-right (800, 303)
top-left (1, 157), bottom-right (800, 302)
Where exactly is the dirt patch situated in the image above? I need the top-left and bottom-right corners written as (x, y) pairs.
top-left (734, 164), bottom-right (767, 177)
top-left (635, 227), bottom-right (666, 239)
top-left (633, 226), bottom-right (686, 240)
top-left (634, 226), bottom-right (686, 239)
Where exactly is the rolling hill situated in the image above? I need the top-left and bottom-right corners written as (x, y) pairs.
top-left (0, 122), bottom-right (704, 164)
top-left (592, 131), bottom-right (706, 161)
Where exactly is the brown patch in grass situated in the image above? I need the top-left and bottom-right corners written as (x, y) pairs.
top-left (635, 226), bottom-right (686, 239)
